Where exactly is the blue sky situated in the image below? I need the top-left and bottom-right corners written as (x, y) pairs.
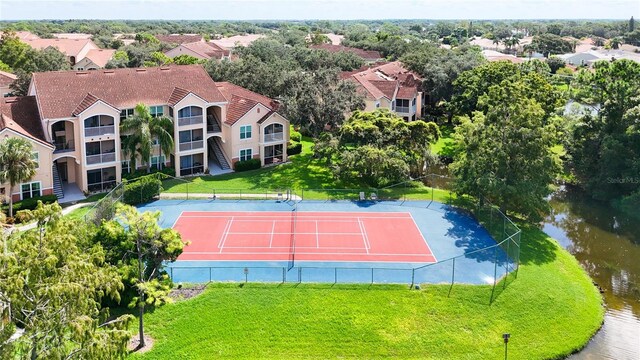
top-left (0, 0), bottom-right (637, 20)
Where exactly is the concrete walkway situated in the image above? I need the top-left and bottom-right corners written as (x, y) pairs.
top-left (10, 202), bottom-right (95, 232)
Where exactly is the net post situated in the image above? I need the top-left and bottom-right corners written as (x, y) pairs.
top-left (282, 267), bottom-right (286, 283)
top-left (371, 268), bottom-right (374, 285)
top-left (209, 267), bottom-right (212, 282)
top-left (449, 258), bottom-right (455, 297)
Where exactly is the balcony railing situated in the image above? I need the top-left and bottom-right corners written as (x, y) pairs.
top-left (54, 140), bottom-right (75, 153)
top-left (178, 116), bottom-right (203, 127)
top-left (264, 132), bottom-right (284, 143)
top-left (87, 180), bottom-right (116, 193)
top-left (86, 152), bottom-right (116, 165)
top-left (179, 140), bottom-right (204, 152)
top-left (180, 165), bottom-right (204, 176)
top-left (395, 105), bottom-right (416, 114)
top-left (85, 125), bottom-right (115, 137)
top-left (264, 155), bottom-right (284, 165)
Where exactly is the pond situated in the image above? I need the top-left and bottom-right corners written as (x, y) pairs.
top-left (543, 186), bottom-right (640, 359)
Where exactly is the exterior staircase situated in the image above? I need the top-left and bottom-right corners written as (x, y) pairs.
top-left (209, 138), bottom-right (230, 170)
top-left (207, 114), bottom-right (222, 133)
top-left (52, 164), bottom-right (64, 199)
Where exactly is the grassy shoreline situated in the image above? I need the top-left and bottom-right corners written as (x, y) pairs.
top-left (131, 223), bottom-right (603, 359)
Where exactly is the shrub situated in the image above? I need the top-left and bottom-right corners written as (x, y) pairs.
top-left (122, 175), bottom-right (163, 205)
top-left (290, 125), bottom-right (302, 142)
top-left (6, 194), bottom-right (58, 213)
top-left (234, 158), bottom-right (261, 172)
top-left (123, 166), bottom-right (176, 180)
top-left (287, 142), bottom-right (303, 156)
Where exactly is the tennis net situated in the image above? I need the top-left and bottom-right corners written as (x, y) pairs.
top-left (288, 201), bottom-right (298, 270)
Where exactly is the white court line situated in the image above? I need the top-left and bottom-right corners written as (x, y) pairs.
top-left (179, 215), bottom-right (412, 220)
top-left (315, 220), bottom-right (319, 248)
top-left (224, 232), bottom-right (364, 236)
top-left (186, 251), bottom-right (433, 257)
top-left (171, 211), bottom-right (185, 229)
top-left (219, 245), bottom-right (370, 249)
top-left (269, 220), bottom-right (276, 248)
top-left (357, 218), bottom-right (370, 254)
top-left (217, 220), bottom-right (231, 249)
top-left (408, 213), bottom-right (438, 262)
top-left (218, 216), bottom-right (234, 253)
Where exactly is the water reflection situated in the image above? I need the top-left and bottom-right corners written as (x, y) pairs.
top-left (543, 186), bottom-right (640, 359)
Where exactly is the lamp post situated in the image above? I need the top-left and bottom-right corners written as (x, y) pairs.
top-left (503, 333), bottom-right (510, 360)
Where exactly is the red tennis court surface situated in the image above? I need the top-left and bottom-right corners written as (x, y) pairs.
top-left (173, 211), bottom-right (436, 263)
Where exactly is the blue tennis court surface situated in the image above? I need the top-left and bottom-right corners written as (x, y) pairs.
top-left (138, 199), bottom-right (513, 285)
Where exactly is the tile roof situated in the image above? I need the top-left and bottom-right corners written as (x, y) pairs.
top-left (343, 61), bottom-right (422, 101)
top-left (72, 93), bottom-right (118, 116)
top-left (396, 86), bottom-right (417, 99)
top-left (179, 41), bottom-right (229, 60)
top-left (156, 34), bottom-right (203, 44)
top-left (0, 70), bottom-right (17, 88)
top-left (31, 65), bottom-right (227, 119)
top-left (310, 44), bottom-right (382, 61)
top-left (215, 82), bottom-right (278, 125)
top-left (23, 38), bottom-right (97, 58)
top-left (83, 49), bottom-right (116, 67)
top-left (211, 34), bottom-right (266, 49)
top-left (0, 96), bottom-right (51, 147)
top-left (15, 31), bottom-right (40, 41)
top-left (369, 80), bottom-right (398, 100)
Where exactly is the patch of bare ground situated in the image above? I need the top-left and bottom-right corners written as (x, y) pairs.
top-left (129, 334), bottom-right (154, 353)
top-left (169, 284), bottom-right (207, 301)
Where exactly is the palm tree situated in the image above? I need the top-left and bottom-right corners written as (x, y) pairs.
top-left (0, 137), bottom-right (38, 217)
top-left (609, 37), bottom-right (622, 50)
top-left (120, 103), bottom-right (174, 173)
top-left (492, 37), bottom-right (501, 51)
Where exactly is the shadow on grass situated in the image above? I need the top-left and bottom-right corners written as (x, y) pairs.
top-left (517, 224), bottom-right (558, 266)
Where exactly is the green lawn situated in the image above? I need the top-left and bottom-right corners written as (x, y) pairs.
top-left (430, 123), bottom-right (455, 157)
top-left (160, 137), bottom-right (454, 203)
top-left (131, 224), bottom-right (603, 359)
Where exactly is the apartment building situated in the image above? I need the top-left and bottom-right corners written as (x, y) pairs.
top-left (343, 61), bottom-right (425, 121)
top-left (19, 32), bottom-right (114, 70)
top-left (0, 65), bottom-right (289, 202)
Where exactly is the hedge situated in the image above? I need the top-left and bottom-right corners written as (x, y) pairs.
top-left (234, 158), bottom-right (261, 172)
top-left (5, 194), bottom-right (58, 213)
top-left (290, 126), bottom-right (302, 142)
top-left (122, 175), bottom-right (163, 205)
top-left (287, 142), bottom-right (302, 156)
top-left (123, 166), bottom-right (176, 181)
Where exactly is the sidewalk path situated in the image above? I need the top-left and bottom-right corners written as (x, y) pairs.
top-left (9, 202), bottom-right (95, 232)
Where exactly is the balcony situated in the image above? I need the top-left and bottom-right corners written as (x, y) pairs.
top-left (54, 140), bottom-right (75, 153)
top-left (395, 105), bottom-right (416, 114)
top-left (85, 125), bottom-right (115, 137)
top-left (264, 132), bottom-right (284, 143)
top-left (179, 140), bottom-right (204, 152)
top-left (86, 152), bottom-right (116, 165)
top-left (178, 116), bottom-right (203, 127)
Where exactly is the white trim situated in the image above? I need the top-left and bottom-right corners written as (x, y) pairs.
top-left (173, 93), bottom-right (208, 109)
top-left (239, 148), bottom-right (253, 162)
top-left (229, 103), bottom-right (270, 127)
top-left (74, 99), bottom-right (120, 116)
top-left (19, 181), bottom-right (42, 201)
top-left (32, 151), bottom-right (39, 170)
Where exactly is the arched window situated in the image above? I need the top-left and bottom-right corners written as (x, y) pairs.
top-left (84, 115), bottom-right (115, 136)
top-left (264, 123), bottom-right (284, 142)
top-left (177, 106), bottom-right (203, 126)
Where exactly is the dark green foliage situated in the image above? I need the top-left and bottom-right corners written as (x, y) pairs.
top-left (289, 126), bottom-right (302, 142)
top-left (287, 142), bottom-right (302, 155)
top-left (530, 33), bottom-right (573, 57)
top-left (546, 57), bottom-right (566, 74)
top-left (234, 158), bottom-right (261, 172)
top-left (122, 174), bottom-right (162, 205)
top-left (5, 194), bottom-right (57, 214)
top-left (569, 60), bottom-right (640, 207)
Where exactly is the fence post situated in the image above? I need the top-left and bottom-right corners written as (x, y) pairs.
top-left (449, 258), bottom-right (455, 297)
top-left (504, 238), bottom-right (511, 289)
top-left (170, 267), bottom-right (173, 279)
top-left (186, 183), bottom-right (189, 200)
top-left (410, 268), bottom-right (415, 289)
top-left (209, 267), bottom-right (212, 282)
top-left (334, 268), bottom-right (337, 284)
top-left (298, 267), bottom-right (302, 283)
top-left (371, 268), bottom-right (374, 285)
top-left (282, 267), bottom-right (286, 283)
top-left (490, 246), bottom-right (498, 304)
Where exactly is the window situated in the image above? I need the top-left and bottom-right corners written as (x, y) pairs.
top-left (150, 105), bottom-right (164, 118)
top-left (31, 151), bottom-right (39, 169)
top-left (179, 154), bottom-right (204, 176)
top-left (121, 160), bottom-right (130, 174)
top-left (177, 106), bottom-right (203, 118)
top-left (375, 101), bottom-right (381, 108)
top-left (264, 123), bottom-right (284, 142)
top-left (150, 155), bottom-right (166, 170)
top-left (84, 115), bottom-right (115, 136)
top-left (239, 148), bottom-right (252, 162)
top-left (120, 109), bottom-right (134, 121)
top-left (87, 167), bottom-right (117, 192)
top-left (240, 125), bottom-right (252, 140)
top-left (412, 97), bottom-right (416, 106)
top-left (21, 182), bottom-right (41, 200)
top-left (264, 144), bottom-right (284, 165)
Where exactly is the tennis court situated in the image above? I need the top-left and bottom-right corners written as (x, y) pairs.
top-left (173, 211), bottom-right (436, 263)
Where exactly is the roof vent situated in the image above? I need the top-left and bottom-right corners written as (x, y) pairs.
top-left (103, 70), bottom-right (115, 74)
top-left (76, 71), bottom-right (88, 75)
top-left (160, 67), bottom-right (171, 71)
top-left (5, 98), bottom-right (18, 103)
top-left (135, 68), bottom-right (147, 72)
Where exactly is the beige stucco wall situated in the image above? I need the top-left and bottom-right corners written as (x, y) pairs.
top-left (0, 129), bottom-right (54, 201)
top-left (73, 57), bottom-right (99, 71)
top-left (77, 101), bottom-right (122, 192)
top-left (165, 46), bottom-right (208, 60)
top-left (173, 95), bottom-right (210, 175)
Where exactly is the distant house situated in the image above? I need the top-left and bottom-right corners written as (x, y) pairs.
top-left (310, 44), bottom-right (383, 63)
top-left (343, 62), bottom-right (424, 121)
top-left (0, 71), bottom-right (18, 98)
top-left (165, 41), bottom-right (230, 61)
top-left (211, 34), bottom-right (266, 50)
top-left (15, 31), bottom-right (40, 41)
top-left (481, 50), bottom-right (525, 64)
top-left (53, 33), bottom-right (93, 40)
top-left (558, 51), bottom-right (606, 66)
top-left (72, 49), bottom-right (116, 70)
top-left (21, 37), bottom-right (113, 69)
